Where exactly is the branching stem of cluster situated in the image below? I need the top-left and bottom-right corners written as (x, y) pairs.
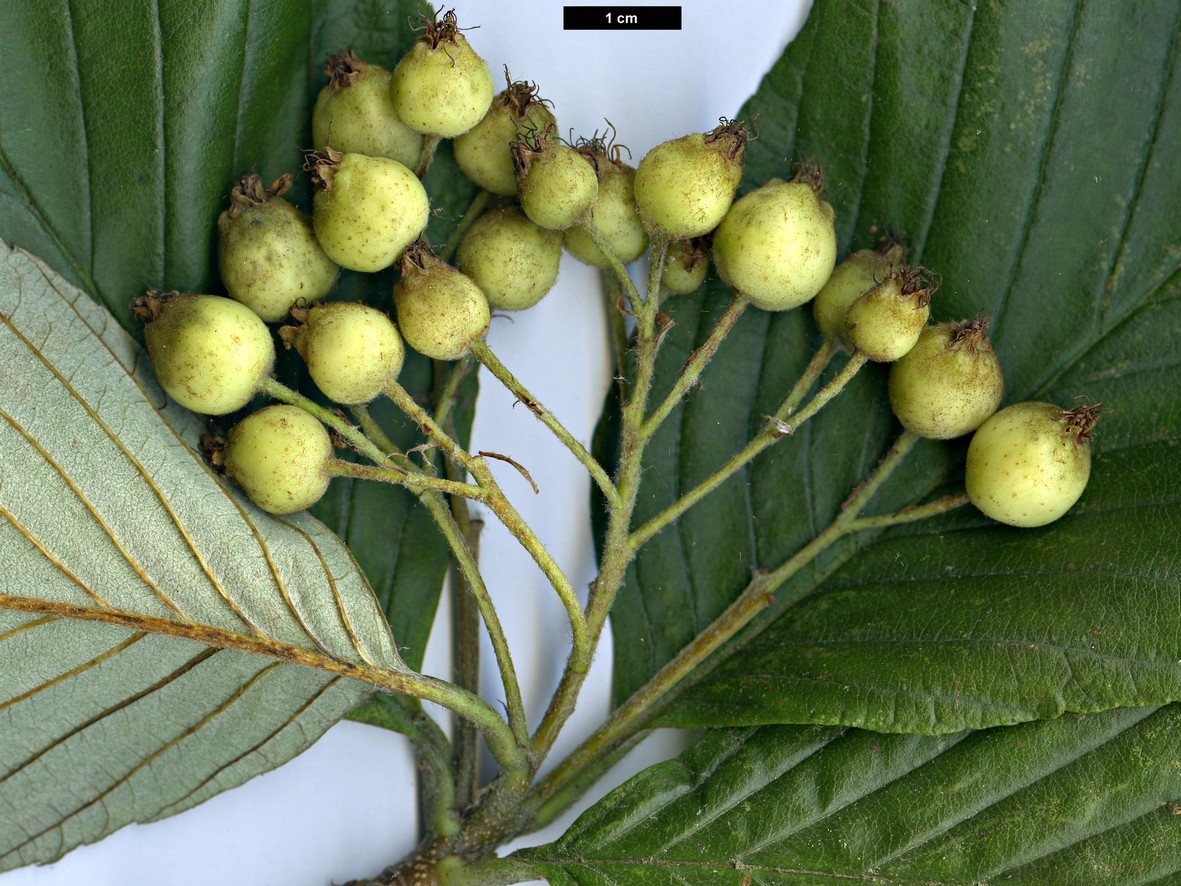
top-left (433, 355), bottom-right (475, 431)
top-left (528, 430), bottom-right (969, 819)
top-left (384, 379), bottom-right (592, 674)
top-left (576, 220), bottom-right (644, 306)
top-left (327, 459), bottom-right (486, 500)
top-left (257, 377), bottom-right (387, 464)
top-left (630, 346), bottom-right (863, 549)
top-left (641, 293), bottom-right (750, 438)
top-left (470, 340), bottom-right (620, 506)
top-left (528, 234), bottom-right (668, 762)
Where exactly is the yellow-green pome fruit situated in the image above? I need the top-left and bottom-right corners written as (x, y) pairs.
top-left (217, 174), bottom-right (339, 323)
top-left (888, 317), bottom-right (1005, 439)
top-left (282, 303), bottom-right (405, 405)
top-left (712, 178), bottom-right (837, 312)
top-left (633, 119), bottom-right (748, 239)
top-left (134, 291), bottom-right (274, 416)
top-left (222, 405), bottom-right (334, 515)
top-left (312, 48), bottom-right (423, 169)
top-left (308, 148), bottom-right (429, 273)
top-left (563, 144), bottom-right (648, 267)
top-left (389, 10), bottom-right (493, 138)
top-left (966, 402), bottom-right (1099, 528)
top-left (813, 239), bottom-right (907, 343)
top-left (513, 137), bottom-right (600, 231)
top-left (395, 243), bottom-right (491, 361)
top-left (661, 237), bottom-right (710, 296)
top-left (456, 206), bottom-right (562, 311)
top-left (454, 75), bottom-right (557, 196)
top-left (845, 265), bottom-right (935, 362)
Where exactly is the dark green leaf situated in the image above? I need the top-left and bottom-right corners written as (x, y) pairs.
top-left (0, 0), bottom-right (476, 677)
top-left (518, 706), bottom-right (1181, 884)
top-left (609, 0), bottom-right (1181, 733)
top-left (0, 243), bottom-right (407, 869)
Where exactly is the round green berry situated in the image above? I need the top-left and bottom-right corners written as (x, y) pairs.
top-left (845, 265), bottom-right (934, 362)
top-left (513, 137), bottom-right (599, 231)
top-left (813, 240), bottom-right (907, 343)
top-left (887, 318), bottom-right (1005, 439)
top-left (712, 178), bottom-right (837, 312)
top-left (633, 120), bottom-right (747, 239)
top-left (395, 244), bottom-right (491, 360)
top-left (217, 174), bottom-right (339, 323)
top-left (966, 402), bottom-right (1098, 527)
top-left (222, 405), bottom-right (334, 515)
top-left (454, 77), bottom-right (557, 196)
top-left (563, 148), bottom-right (647, 267)
top-left (135, 291), bottom-right (274, 416)
top-left (389, 11), bottom-right (493, 138)
top-left (308, 149), bottom-right (429, 273)
top-left (456, 206), bottom-right (562, 311)
top-left (312, 49), bottom-right (423, 169)
top-left (661, 238), bottom-right (710, 295)
top-left (283, 303), bottom-right (404, 405)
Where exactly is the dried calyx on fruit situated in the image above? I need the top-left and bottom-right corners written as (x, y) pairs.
top-left (211, 404), bottom-right (335, 515)
top-left (846, 263), bottom-right (938, 362)
top-left (813, 236), bottom-right (908, 344)
top-left (389, 9), bottom-right (494, 138)
top-left (712, 165), bottom-right (837, 312)
top-left (454, 71), bottom-right (557, 196)
top-left (888, 316), bottom-right (1005, 439)
top-left (305, 147), bottom-right (429, 273)
top-left (633, 117), bottom-right (749, 240)
top-left (661, 237), bottom-right (710, 296)
top-left (394, 241), bottom-right (491, 361)
top-left (966, 402), bottom-right (1100, 527)
top-left (563, 128), bottom-right (648, 267)
top-left (456, 206), bottom-right (563, 311)
top-left (512, 132), bottom-right (600, 231)
top-left (281, 303), bottom-right (405, 406)
top-left (312, 48), bottom-right (424, 169)
top-left (217, 173), bottom-right (339, 323)
top-left (133, 290), bottom-right (275, 416)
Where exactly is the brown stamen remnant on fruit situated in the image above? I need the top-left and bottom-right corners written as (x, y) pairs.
top-left (226, 173), bottom-right (292, 217)
top-left (949, 315), bottom-right (992, 352)
top-left (324, 47), bottom-right (364, 90)
top-left (498, 67), bottom-right (553, 120)
top-left (400, 239), bottom-right (445, 275)
top-left (412, 8), bottom-right (462, 50)
top-left (510, 132), bottom-right (549, 177)
top-left (704, 116), bottom-right (751, 162)
top-left (303, 147), bottom-right (343, 192)
top-left (130, 289), bottom-right (179, 323)
top-left (573, 121), bottom-right (632, 177)
top-left (200, 433), bottom-right (228, 471)
top-left (790, 155), bottom-right (825, 194)
top-left (877, 228), bottom-right (909, 265)
top-left (894, 263), bottom-right (941, 308)
top-left (1064, 403), bottom-right (1103, 445)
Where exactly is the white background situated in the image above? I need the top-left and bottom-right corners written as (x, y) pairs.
top-left (2, 2), bottom-right (808, 883)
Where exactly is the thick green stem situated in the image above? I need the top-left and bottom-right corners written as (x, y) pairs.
top-left (641, 292), bottom-right (750, 438)
top-left (448, 485), bottom-right (484, 806)
top-left (420, 490), bottom-right (530, 748)
top-left (433, 356), bottom-right (475, 432)
top-left (257, 376), bottom-right (387, 464)
top-left (528, 430), bottom-right (940, 817)
top-left (528, 237), bottom-right (668, 762)
top-left (327, 458), bottom-right (486, 501)
top-left (469, 340), bottom-right (620, 506)
top-left (417, 134), bottom-right (442, 178)
top-left (576, 220), bottom-right (645, 306)
top-left (385, 379), bottom-right (591, 675)
top-left (629, 348), bottom-right (865, 549)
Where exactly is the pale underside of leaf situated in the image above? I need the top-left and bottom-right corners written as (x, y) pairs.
top-left (0, 243), bottom-right (404, 868)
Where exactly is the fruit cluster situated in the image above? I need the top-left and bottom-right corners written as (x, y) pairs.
top-left (134, 7), bottom-right (1095, 528)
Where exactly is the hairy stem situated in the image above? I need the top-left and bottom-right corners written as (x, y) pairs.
top-left (641, 292), bottom-right (750, 438)
top-left (327, 458), bottom-right (487, 500)
top-left (528, 431), bottom-right (949, 816)
top-left (629, 347), bottom-right (865, 549)
top-left (469, 340), bottom-right (620, 505)
top-left (441, 189), bottom-right (493, 262)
